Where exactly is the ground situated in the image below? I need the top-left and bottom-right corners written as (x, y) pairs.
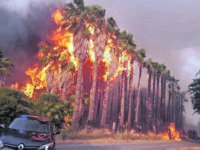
top-left (55, 141), bottom-right (200, 150)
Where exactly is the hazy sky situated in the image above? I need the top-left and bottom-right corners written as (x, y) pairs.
top-left (0, 0), bottom-right (200, 126)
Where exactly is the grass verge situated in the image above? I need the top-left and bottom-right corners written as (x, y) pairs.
top-left (55, 128), bottom-right (175, 144)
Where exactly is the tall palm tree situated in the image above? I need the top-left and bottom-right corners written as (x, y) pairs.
top-left (151, 62), bottom-right (157, 131)
top-left (167, 80), bottom-right (172, 124)
top-left (170, 77), bottom-right (179, 123)
top-left (179, 92), bottom-right (186, 130)
top-left (153, 63), bottom-right (163, 131)
top-left (115, 31), bottom-right (136, 131)
top-left (87, 6), bottom-right (107, 126)
top-left (159, 64), bottom-right (166, 125)
top-left (145, 59), bottom-right (153, 131)
top-left (100, 17), bottom-right (118, 128)
top-left (162, 70), bottom-right (170, 125)
top-left (63, 0), bottom-right (91, 132)
top-left (71, 25), bottom-right (90, 132)
top-left (127, 54), bottom-right (136, 130)
top-left (134, 49), bottom-right (146, 129)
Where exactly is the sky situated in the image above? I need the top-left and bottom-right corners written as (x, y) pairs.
top-left (0, 0), bottom-right (200, 127)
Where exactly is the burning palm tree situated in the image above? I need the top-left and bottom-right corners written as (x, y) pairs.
top-left (100, 17), bottom-right (119, 128)
top-left (116, 31), bottom-right (136, 131)
top-left (87, 6), bottom-right (107, 126)
top-left (61, 0), bottom-right (91, 132)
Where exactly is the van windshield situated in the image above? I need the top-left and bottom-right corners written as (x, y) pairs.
top-left (9, 118), bottom-right (50, 133)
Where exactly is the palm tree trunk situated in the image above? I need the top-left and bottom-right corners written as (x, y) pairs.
top-left (180, 96), bottom-right (183, 129)
top-left (119, 71), bottom-right (126, 132)
top-left (156, 75), bottom-right (160, 130)
top-left (171, 83), bottom-right (175, 122)
top-left (167, 90), bottom-right (171, 124)
top-left (127, 59), bottom-right (134, 130)
top-left (71, 62), bottom-right (83, 132)
top-left (61, 71), bottom-right (73, 100)
top-left (87, 60), bottom-right (98, 124)
top-left (160, 76), bottom-right (164, 124)
top-left (100, 76), bottom-right (110, 128)
top-left (79, 76), bottom-right (84, 126)
top-left (146, 72), bottom-right (152, 131)
top-left (163, 78), bottom-right (167, 125)
top-left (152, 75), bottom-right (156, 129)
top-left (134, 64), bottom-right (143, 127)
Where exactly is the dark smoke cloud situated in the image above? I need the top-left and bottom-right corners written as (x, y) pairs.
top-left (0, 0), bottom-right (70, 84)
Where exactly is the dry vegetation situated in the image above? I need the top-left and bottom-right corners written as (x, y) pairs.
top-left (55, 128), bottom-right (171, 144)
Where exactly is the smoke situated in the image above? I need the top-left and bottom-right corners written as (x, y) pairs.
top-left (0, 0), bottom-right (70, 84)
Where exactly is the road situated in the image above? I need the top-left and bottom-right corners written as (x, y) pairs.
top-left (56, 141), bottom-right (200, 150)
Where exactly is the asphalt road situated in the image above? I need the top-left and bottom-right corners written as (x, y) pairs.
top-left (56, 141), bottom-right (200, 150)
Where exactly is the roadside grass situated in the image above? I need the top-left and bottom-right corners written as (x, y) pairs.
top-left (55, 128), bottom-right (168, 144)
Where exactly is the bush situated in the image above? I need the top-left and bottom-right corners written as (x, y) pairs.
top-left (0, 87), bottom-right (32, 126)
top-left (30, 93), bottom-right (73, 129)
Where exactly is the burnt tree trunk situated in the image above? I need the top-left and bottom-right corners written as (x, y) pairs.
top-left (71, 62), bottom-right (83, 132)
top-left (100, 77), bottom-right (111, 128)
top-left (46, 70), bottom-right (60, 94)
top-left (119, 71), bottom-right (126, 132)
top-left (163, 78), bottom-right (167, 125)
top-left (146, 72), bottom-right (152, 131)
top-left (167, 89), bottom-right (172, 124)
top-left (87, 60), bottom-right (98, 124)
top-left (160, 76), bottom-right (164, 125)
top-left (127, 59), bottom-right (134, 130)
top-left (156, 75), bottom-right (160, 131)
top-left (152, 75), bottom-right (156, 130)
top-left (134, 64), bottom-right (143, 127)
top-left (60, 71), bottom-right (73, 100)
top-left (171, 83), bottom-right (175, 122)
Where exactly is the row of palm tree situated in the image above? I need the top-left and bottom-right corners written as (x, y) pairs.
top-left (36, 0), bottom-right (185, 133)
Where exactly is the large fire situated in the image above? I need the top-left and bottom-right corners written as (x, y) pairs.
top-left (10, 8), bottom-right (131, 98)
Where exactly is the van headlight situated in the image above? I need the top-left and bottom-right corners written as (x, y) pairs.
top-left (38, 142), bottom-right (53, 150)
top-left (0, 140), bottom-right (4, 148)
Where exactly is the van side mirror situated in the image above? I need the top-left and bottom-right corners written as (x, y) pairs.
top-left (53, 130), bottom-right (60, 135)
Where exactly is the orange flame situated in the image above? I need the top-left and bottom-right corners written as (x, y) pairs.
top-left (148, 131), bottom-right (155, 137)
top-left (87, 24), bottom-right (95, 62)
top-left (10, 83), bottom-right (19, 89)
top-left (89, 39), bottom-right (95, 62)
top-left (11, 8), bottom-right (135, 99)
top-left (112, 51), bottom-right (130, 80)
top-left (23, 84), bottom-right (34, 98)
top-left (161, 123), bottom-right (181, 141)
top-left (52, 9), bottom-right (63, 25)
top-left (13, 9), bottom-right (99, 98)
top-left (102, 39), bottom-right (112, 81)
